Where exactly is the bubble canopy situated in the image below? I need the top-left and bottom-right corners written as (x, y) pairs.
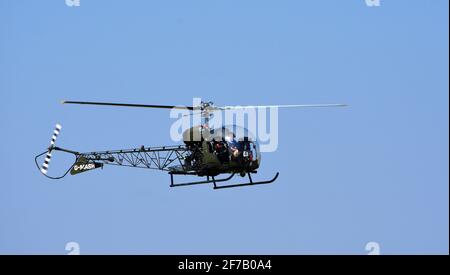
top-left (181, 125), bottom-right (261, 167)
top-left (207, 126), bottom-right (261, 166)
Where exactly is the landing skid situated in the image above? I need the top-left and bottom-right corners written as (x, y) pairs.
top-left (169, 172), bottom-right (279, 189)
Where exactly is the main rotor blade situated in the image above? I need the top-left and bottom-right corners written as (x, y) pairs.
top-left (62, 101), bottom-right (194, 110)
top-left (218, 104), bottom-right (348, 110)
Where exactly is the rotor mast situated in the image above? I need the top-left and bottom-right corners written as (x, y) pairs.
top-left (199, 101), bottom-right (215, 129)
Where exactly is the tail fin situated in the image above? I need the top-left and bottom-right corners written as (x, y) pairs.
top-left (70, 156), bottom-right (103, 175)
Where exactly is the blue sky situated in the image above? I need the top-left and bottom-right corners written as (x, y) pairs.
top-left (0, 0), bottom-right (448, 254)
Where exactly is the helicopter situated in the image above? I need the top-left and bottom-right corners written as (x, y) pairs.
top-left (35, 100), bottom-right (346, 189)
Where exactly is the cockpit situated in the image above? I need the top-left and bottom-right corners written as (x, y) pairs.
top-left (206, 126), bottom-right (261, 169)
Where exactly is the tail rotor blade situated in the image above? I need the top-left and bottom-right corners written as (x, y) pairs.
top-left (51, 124), bottom-right (62, 146)
top-left (41, 152), bottom-right (52, 174)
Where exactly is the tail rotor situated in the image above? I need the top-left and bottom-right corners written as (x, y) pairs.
top-left (40, 123), bottom-right (62, 175)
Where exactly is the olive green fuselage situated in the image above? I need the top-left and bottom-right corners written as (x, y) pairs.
top-left (184, 140), bottom-right (260, 177)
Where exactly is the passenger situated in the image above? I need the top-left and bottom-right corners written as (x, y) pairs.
top-left (215, 142), bottom-right (223, 153)
top-left (214, 141), bottom-right (229, 163)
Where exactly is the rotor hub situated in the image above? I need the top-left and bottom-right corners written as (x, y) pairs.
top-left (200, 101), bottom-right (215, 110)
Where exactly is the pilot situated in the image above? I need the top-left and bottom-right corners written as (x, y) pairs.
top-left (229, 143), bottom-right (239, 160)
